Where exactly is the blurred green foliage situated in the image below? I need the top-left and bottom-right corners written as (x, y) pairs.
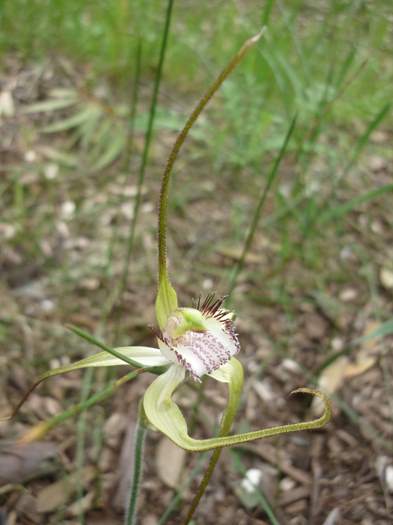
top-left (1, 1), bottom-right (392, 168)
top-left (1, 0), bottom-right (392, 297)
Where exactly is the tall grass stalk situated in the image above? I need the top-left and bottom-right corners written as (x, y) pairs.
top-left (341, 102), bottom-right (391, 179)
top-left (227, 114), bottom-right (297, 299)
top-left (125, 405), bottom-right (148, 525)
top-left (183, 370), bottom-right (241, 524)
top-left (123, 38), bottom-right (143, 174)
top-left (76, 367), bottom-right (94, 525)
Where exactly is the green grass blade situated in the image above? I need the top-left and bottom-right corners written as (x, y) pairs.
top-left (261, 0), bottom-right (275, 26)
top-left (67, 324), bottom-right (146, 368)
top-left (19, 370), bottom-right (143, 442)
top-left (356, 319), bottom-right (393, 343)
top-left (123, 38), bottom-right (143, 172)
top-left (319, 183), bottom-right (393, 224)
top-left (227, 114), bottom-right (297, 298)
top-left (342, 103), bottom-right (391, 178)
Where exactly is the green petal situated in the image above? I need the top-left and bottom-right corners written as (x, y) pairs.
top-left (155, 272), bottom-right (178, 330)
top-left (112, 347), bottom-right (169, 368)
top-left (40, 346), bottom-right (167, 380)
top-left (208, 361), bottom-right (237, 383)
top-left (143, 358), bottom-right (331, 452)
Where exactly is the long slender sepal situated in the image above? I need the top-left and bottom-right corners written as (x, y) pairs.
top-left (123, 0), bottom-right (174, 304)
top-left (143, 359), bottom-right (331, 452)
top-left (155, 29), bottom-right (266, 328)
top-left (155, 276), bottom-right (178, 330)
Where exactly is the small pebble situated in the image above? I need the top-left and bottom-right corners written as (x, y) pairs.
top-left (339, 288), bottom-right (357, 302)
top-left (380, 268), bottom-right (393, 290)
top-left (241, 468), bottom-right (262, 493)
top-left (61, 200), bottom-right (76, 219)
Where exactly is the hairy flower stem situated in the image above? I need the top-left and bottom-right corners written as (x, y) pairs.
top-left (120, 0), bottom-right (174, 297)
top-left (158, 28), bottom-right (266, 285)
top-left (183, 363), bottom-right (243, 524)
top-left (125, 404), bottom-right (149, 525)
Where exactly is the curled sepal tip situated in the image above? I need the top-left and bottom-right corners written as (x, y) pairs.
top-left (143, 360), bottom-right (331, 452)
top-left (289, 387), bottom-right (332, 429)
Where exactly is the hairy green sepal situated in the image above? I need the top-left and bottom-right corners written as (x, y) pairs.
top-left (155, 272), bottom-right (178, 329)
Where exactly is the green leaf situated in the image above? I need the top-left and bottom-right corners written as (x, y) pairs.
top-left (23, 97), bottom-right (77, 114)
top-left (91, 131), bottom-right (125, 171)
top-left (319, 184), bottom-right (393, 224)
top-left (155, 274), bottom-right (178, 330)
top-left (356, 319), bottom-right (393, 343)
top-left (143, 359), bottom-right (331, 452)
top-left (42, 107), bottom-right (98, 133)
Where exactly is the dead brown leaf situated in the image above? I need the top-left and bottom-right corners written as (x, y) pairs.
top-left (0, 441), bottom-right (57, 485)
top-left (36, 466), bottom-right (95, 513)
top-left (155, 437), bottom-right (186, 489)
top-left (314, 321), bottom-right (382, 412)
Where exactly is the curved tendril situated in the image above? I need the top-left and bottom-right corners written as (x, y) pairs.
top-left (190, 388), bottom-right (331, 451)
top-left (157, 28), bottom-right (266, 284)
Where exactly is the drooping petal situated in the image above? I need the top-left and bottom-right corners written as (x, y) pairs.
top-left (208, 361), bottom-right (235, 383)
top-left (143, 358), bottom-right (331, 452)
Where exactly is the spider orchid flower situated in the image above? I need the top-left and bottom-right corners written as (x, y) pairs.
top-left (15, 286), bottom-right (330, 451)
top-left (8, 29), bottom-right (331, 453)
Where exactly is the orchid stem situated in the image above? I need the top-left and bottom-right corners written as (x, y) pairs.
top-left (183, 358), bottom-right (243, 524)
top-left (158, 28), bottom-right (266, 285)
top-left (125, 404), bottom-right (148, 525)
